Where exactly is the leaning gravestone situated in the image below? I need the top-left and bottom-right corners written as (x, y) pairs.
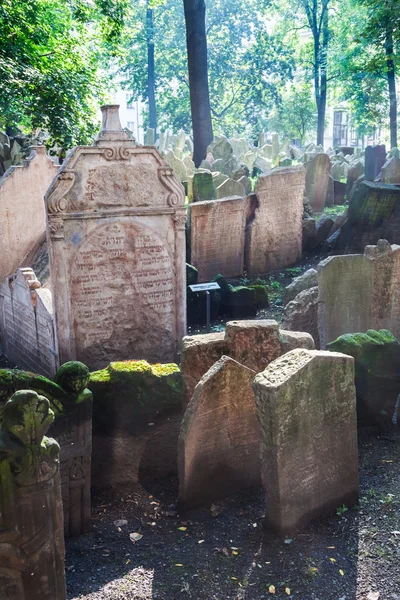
top-left (189, 196), bottom-right (247, 281)
top-left (318, 240), bottom-right (400, 347)
top-left (333, 181), bottom-right (400, 253)
top-left (179, 356), bottom-right (259, 507)
top-left (0, 390), bottom-right (66, 599)
top-left (253, 349), bottom-right (358, 534)
top-left (0, 268), bottom-right (58, 377)
top-left (46, 105), bottom-right (186, 369)
top-left (246, 167), bottom-right (305, 275)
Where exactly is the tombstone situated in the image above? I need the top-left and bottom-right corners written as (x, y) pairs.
top-left (0, 268), bottom-right (58, 377)
top-left (258, 132), bottom-right (266, 147)
top-left (183, 155), bottom-right (195, 178)
top-left (333, 181), bottom-right (400, 253)
top-left (365, 144), bottom-right (386, 180)
top-left (176, 129), bottom-right (186, 151)
top-left (381, 155), bottom-right (400, 184)
top-left (178, 356), bottom-right (260, 507)
top-left (245, 166), bottom-right (305, 275)
top-left (305, 153), bottom-right (332, 212)
top-left (0, 390), bottom-right (66, 599)
top-left (181, 320), bottom-right (314, 408)
top-left (345, 159), bottom-right (364, 196)
top-left (0, 146), bottom-right (58, 283)
top-left (46, 105), bottom-right (186, 370)
top-left (238, 175), bottom-right (252, 195)
top-left (254, 155), bottom-right (272, 172)
top-left (318, 240), bottom-right (400, 347)
top-left (229, 138), bottom-right (249, 158)
top-left (208, 137), bottom-right (233, 163)
top-left (334, 179), bottom-right (346, 205)
top-left (216, 177), bottom-right (245, 199)
top-left (253, 349), bottom-right (358, 534)
top-left (158, 131), bottom-right (166, 153)
top-left (192, 171), bottom-right (216, 202)
top-left (271, 133), bottom-right (279, 161)
top-left (0, 361), bottom-right (93, 537)
top-left (212, 172), bottom-right (229, 188)
top-left (145, 128), bottom-right (155, 145)
top-left (164, 150), bottom-right (187, 182)
top-left (284, 268), bottom-right (318, 305)
top-left (189, 196), bottom-right (247, 281)
top-left (281, 286), bottom-right (320, 348)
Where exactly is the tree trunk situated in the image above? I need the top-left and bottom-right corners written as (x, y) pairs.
top-left (317, 4), bottom-right (328, 147)
top-left (385, 26), bottom-right (397, 148)
top-left (147, 2), bottom-right (157, 133)
top-left (183, 0), bottom-right (213, 166)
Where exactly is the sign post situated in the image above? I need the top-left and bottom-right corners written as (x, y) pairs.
top-left (189, 282), bottom-right (221, 332)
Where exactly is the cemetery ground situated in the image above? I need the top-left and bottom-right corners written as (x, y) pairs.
top-left (66, 428), bottom-right (400, 600)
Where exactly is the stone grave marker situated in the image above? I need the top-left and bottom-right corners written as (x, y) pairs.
top-left (0, 268), bottom-right (58, 377)
top-left (189, 196), bottom-right (247, 281)
top-left (253, 348), bottom-right (358, 534)
top-left (216, 177), bottom-right (245, 199)
top-left (246, 166), bottom-right (305, 275)
top-left (46, 105), bottom-right (186, 370)
top-left (178, 356), bottom-right (259, 507)
top-left (381, 154), bottom-right (400, 184)
top-left (192, 171), bottom-right (216, 201)
top-left (365, 144), bottom-right (386, 180)
top-left (305, 153), bottom-right (333, 212)
top-left (0, 390), bottom-right (66, 599)
top-left (318, 240), bottom-right (400, 347)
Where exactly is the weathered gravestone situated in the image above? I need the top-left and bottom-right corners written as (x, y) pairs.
top-left (0, 146), bottom-right (58, 283)
top-left (304, 153), bottom-right (333, 212)
top-left (333, 181), bottom-right (400, 253)
top-left (0, 390), bottom-right (66, 599)
top-left (0, 268), bottom-right (58, 378)
top-left (328, 330), bottom-right (400, 428)
top-left (0, 361), bottom-right (93, 537)
top-left (365, 144), bottom-right (386, 180)
top-left (181, 320), bottom-right (314, 408)
top-left (192, 172), bottom-right (216, 202)
top-left (253, 349), bottom-right (358, 534)
top-left (46, 105), bottom-right (186, 370)
top-left (381, 154), bottom-right (400, 184)
top-left (178, 356), bottom-right (259, 507)
top-left (189, 196), bottom-right (247, 281)
top-left (216, 178), bottom-right (245, 199)
top-left (245, 167), bottom-right (305, 275)
top-left (281, 287), bottom-right (320, 349)
top-left (318, 240), bottom-right (400, 348)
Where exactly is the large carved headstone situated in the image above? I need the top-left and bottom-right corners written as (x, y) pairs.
top-left (0, 361), bottom-right (92, 537)
top-left (0, 390), bottom-right (66, 599)
top-left (46, 105), bottom-right (186, 370)
top-left (189, 196), bottom-right (247, 281)
top-left (245, 167), bottom-right (305, 275)
top-left (253, 349), bottom-right (358, 534)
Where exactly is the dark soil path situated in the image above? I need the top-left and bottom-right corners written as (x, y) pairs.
top-left (66, 429), bottom-right (400, 600)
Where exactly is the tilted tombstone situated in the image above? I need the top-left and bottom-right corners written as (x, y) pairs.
top-left (304, 153), bottom-right (333, 212)
top-left (318, 240), bottom-right (400, 348)
top-left (245, 166), bottom-right (305, 275)
top-left (46, 105), bottom-right (186, 369)
top-left (181, 319), bottom-right (314, 408)
top-left (0, 268), bottom-right (58, 378)
top-left (0, 361), bottom-right (93, 537)
top-left (189, 196), bottom-right (248, 281)
top-left (0, 390), bottom-right (66, 599)
top-left (178, 356), bottom-right (259, 507)
top-left (381, 155), bottom-right (400, 184)
top-left (365, 144), bottom-right (386, 181)
top-left (216, 178), bottom-right (245, 199)
top-left (253, 349), bottom-right (358, 534)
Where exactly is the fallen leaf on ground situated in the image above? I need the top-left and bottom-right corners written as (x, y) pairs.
top-left (129, 532), bottom-right (143, 543)
top-left (269, 584), bottom-right (276, 594)
top-left (178, 527), bottom-right (187, 531)
top-left (329, 557), bottom-right (336, 563)
top-left (198, 539), bottom-right (205, 544)
top-left (339, 569), bottom-right (344, 576)
top-left (174, 564), bottom-right (183, 567)
top-left (285, 588), bottom-right (291, 595)
top-left (284, 538), bottom-right (293, 544)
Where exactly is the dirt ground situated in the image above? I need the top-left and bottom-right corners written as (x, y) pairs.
top-left (66, 428), bottom-right (400, 600)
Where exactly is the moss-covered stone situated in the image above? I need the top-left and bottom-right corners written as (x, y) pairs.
top-left (90, 360), bottom-right (183, 435)
top-left (327, 329), bottom-right (400, 427)
top-left (229, 286), bottom-right (258, 318)
top-left (192, 172), bottom-right (216, 202)
top-left (248, 284), bottom-right (269, 309)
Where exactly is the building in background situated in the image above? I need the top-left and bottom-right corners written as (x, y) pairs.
top-left (112, 89), bottom-right (145, 144)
